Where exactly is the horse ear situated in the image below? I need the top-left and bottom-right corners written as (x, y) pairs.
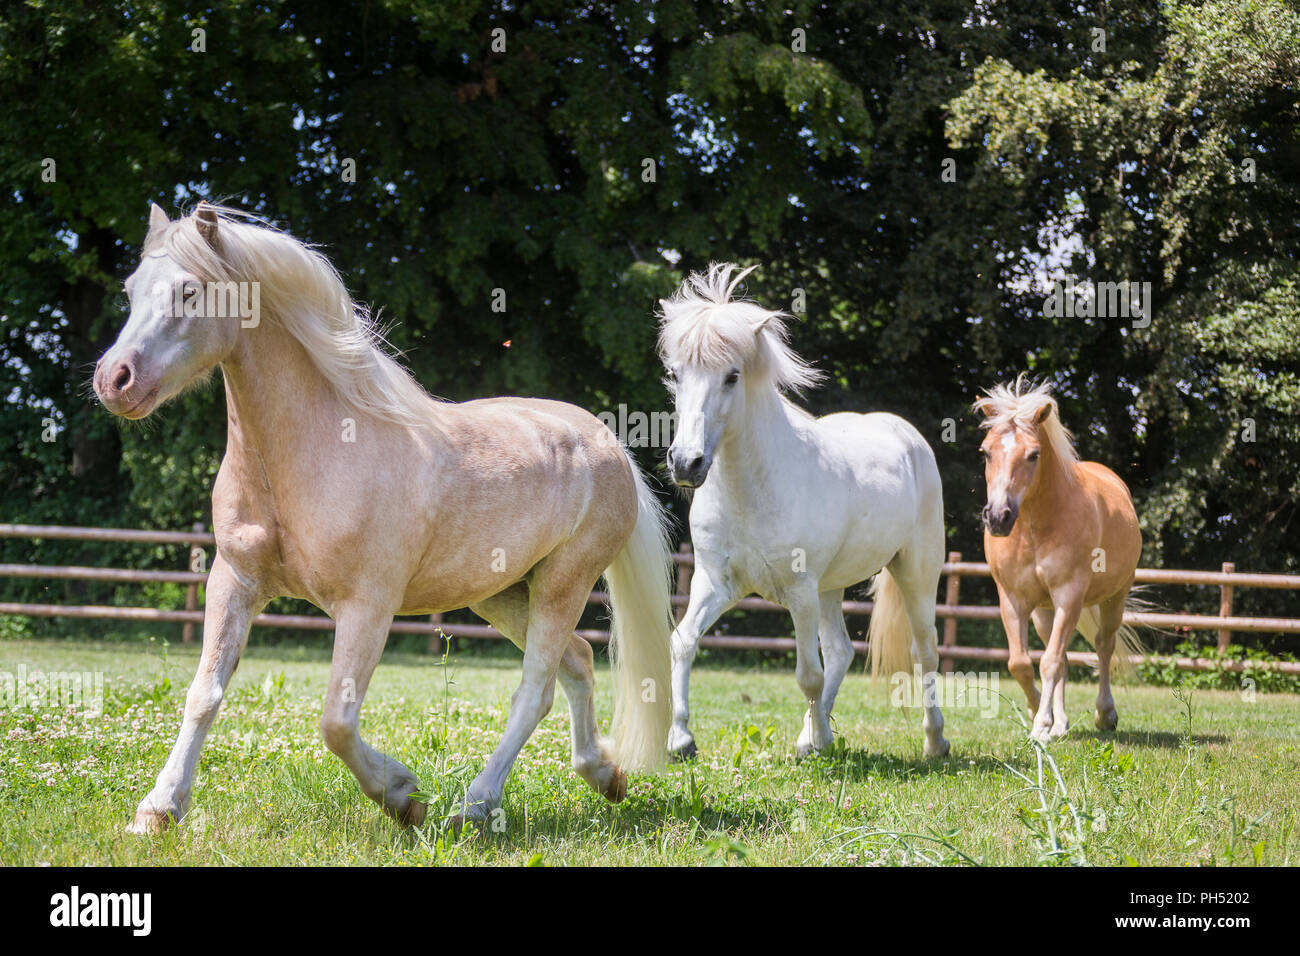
top-left (752, 313), bottom-right (775, 336)
top-left (195, 201), bottom-right (220, 247)
top-left (143, 203), bottom-right (170, 251)
top-left (972, 396), bottom-right (994, 419)
top-left (1033, 400), bottom-right (1053, 424)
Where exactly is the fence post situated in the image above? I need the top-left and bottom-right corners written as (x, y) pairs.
top-left (1218, 562), bottom-right (1235, 651)
top-left (942, 551), bottom-right (961, 673)
top-left (427, 613), bottom-right (444, 655)
top-left (674, 543), bottom-right (693, 623)
top-left (182, 521), bottom-right (205, 644)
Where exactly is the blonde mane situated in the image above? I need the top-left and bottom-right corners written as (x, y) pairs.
top-left (974, 375), bottom-right (1080, 468)
top-left (657, 263), bottom-right (823, 395)
top-left (158, 204), bottom-right (433, 426)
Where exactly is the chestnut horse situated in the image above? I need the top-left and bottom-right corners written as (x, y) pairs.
top-left (974, 378), bottom-right (1143, 741)
top-left (95, 202), bottom-right (673, 832)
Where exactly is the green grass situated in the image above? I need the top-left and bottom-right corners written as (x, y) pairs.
top-left (1, 638), bottom-right (1297, 866)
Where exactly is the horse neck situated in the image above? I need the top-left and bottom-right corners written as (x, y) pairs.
top-left (219, 319), bottom-right (348, 489)
top-left (713, 382), bottom-right (801, 501)
top-left (1022, 428), bottom-right (1078, 520)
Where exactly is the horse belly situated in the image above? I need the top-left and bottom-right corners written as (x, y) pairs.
top-left (820, 537), bottom-right (903, 592)
top-left (394, 513), bottom-right (575, 615)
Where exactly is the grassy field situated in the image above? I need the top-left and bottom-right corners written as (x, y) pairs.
top-left (1, 637), bottom-right (1297, 866)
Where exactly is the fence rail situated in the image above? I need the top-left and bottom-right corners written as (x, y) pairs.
top-left (3, 523), bottom-right (1298, 675)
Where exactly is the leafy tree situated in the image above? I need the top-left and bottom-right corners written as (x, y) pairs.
top-left (2, 0), bottom-right (1298, 638)
top-left (946, 0), bottom-right (1300, 607)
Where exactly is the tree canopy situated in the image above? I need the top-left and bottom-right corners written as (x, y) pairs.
top-left (2, 0), bottom-right (1298, 625)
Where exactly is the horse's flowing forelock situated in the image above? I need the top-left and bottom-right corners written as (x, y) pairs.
top-left (162, 205), bottom-right (432, 427)
top-left (657, 263), bottom-right (823, 395)
top-left (974, 375), bottom-right (1080, 467)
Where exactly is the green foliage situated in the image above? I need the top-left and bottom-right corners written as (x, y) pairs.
top-left (1139, 638), bottom-right (1300, 693)
top-left (2, 1), bottom-right (1298, 639)
top-left (946, 0), bottom-right (1300, 576)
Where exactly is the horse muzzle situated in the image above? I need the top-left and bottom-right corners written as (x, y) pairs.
top-left (982, 503), bottom-right (1019, 537)
top-left (94, 351), bottom-right (161, 419)
top-left (667, 447), bottom-right (711, 488)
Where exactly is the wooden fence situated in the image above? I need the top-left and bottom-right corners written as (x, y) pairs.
top-left (2, 523), bottom-right (1299, 675)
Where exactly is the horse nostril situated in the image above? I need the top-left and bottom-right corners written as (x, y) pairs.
top-left (112, 364), bottom-right (132, 392)
top-left (688, 455), bottom-right (705, 473)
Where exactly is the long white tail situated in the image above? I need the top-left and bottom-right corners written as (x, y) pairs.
top-left (868, 567), bottom-right (914, 681)
top-left (1074, 590), bottom-right (1148, 677)
top-left (604, 459), bottom-right (674, 770)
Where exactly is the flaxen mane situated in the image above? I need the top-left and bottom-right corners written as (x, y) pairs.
top-left (657, 263), bottom-right (823, 395)
top-left (973, 375), bottom-right (1080, 469)
top-left (158, 204), bottom-right (431, 426)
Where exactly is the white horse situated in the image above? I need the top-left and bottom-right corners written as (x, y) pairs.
top-left (94, 202), bottom-right (673, 832)
top-left (659, 264), bottom-right (950, 760)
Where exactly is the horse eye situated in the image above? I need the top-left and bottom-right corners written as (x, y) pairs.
top-left (1027, 449), bottom-right (1040, 461)
top-left (724, 369), bottom-right (740, 386)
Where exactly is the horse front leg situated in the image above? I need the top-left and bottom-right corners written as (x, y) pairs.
top-left (996, 584), bottom-right (1039, 720)
top-left (128, 554), bottom-right (264, 834)
top-left (790, 588), bottom-right (832, 757)
top-left (667, 569), bottom-right (734, 760)
top-left (321, 601), bottom-right (424, 825)
top-left (1032, 597), bottom-right (1083, 742)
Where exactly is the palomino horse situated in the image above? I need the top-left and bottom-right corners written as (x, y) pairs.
top-left (94, 202), bottom-right (673, 832)
top-left (974, 378), bottom-right (1143, 741)
top-left (660, 264), bottom-right (949, 760)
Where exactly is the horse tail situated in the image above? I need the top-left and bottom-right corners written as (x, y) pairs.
top-left (604, 457), bottom-right (674, 770)
top-left (868, 567), bottom-right (914, 682)
top-left (1075, 590), bottom-right (1149, 677)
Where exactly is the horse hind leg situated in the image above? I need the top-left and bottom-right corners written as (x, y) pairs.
top-left (473, 585), bottom-right (625, 804)
top-left (457, 554), bottom-right (598, 826)
top-left (1091, 595), bottom-right (1125, 731)
top-left (321, 600), bottom-right (424, 825)
top-left (559, 638), bottom-right (626, 801)
top-left (888, 551), bottom-right (950, 758)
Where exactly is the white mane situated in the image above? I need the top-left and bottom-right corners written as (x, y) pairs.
top-left (657, 263), bottom-right (823, 395)
top-left (159, 205), bottom-right (432, 426)
top-left (974, 375), bottom-right (1080, 466)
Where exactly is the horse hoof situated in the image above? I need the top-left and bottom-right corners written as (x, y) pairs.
top-left (444, 813), bottom-right (482, 836)
top-left (126, 809), bottom-right (173, 835)
top-left (1095, 708), bottom-right (1118, 731)
top-left (669, 740), bottom-right (698, 762)
top-left (1032, 723), bottom-right (1069, 743)
top-left (396, 798), bottom-right (427, 827)
top-left (603, 766), bottom-right (628, 803)
top-left (924, 737), bottom-right (951, 759)
top-left (445, 798), bottom-right (491, 835)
